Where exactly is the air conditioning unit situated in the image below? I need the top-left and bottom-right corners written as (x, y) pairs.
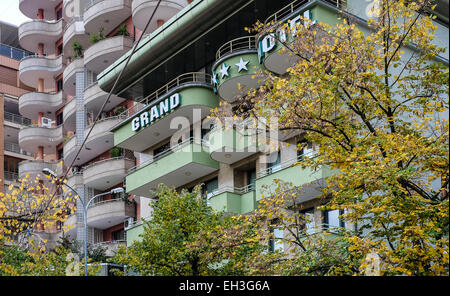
top-left (124, 217), bottom-right (134, 230)
top-left (41, 117), bottom-right (54, 128)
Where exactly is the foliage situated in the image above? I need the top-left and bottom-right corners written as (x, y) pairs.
top-left (116, 24), bottom-right (130, 37)
top-left (213, 0), bottom-right (448, 275)
top-left (109, 147), bottom-right (122, 158)
top-left (72, 41), bottom-right (83, 58)
top-left (90, 27), bottom-right (105, 44)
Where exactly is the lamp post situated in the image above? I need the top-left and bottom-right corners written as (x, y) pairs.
top-left (43, 168), bottom-right (124, 276)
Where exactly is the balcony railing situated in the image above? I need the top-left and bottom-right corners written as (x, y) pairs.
top-left (128, 137), bottom-right (210, 174)
top-left (4, 142), bottom-right (33, 156)
top-left (206, 183), bottom-right (256, 199)
top-left (0, 43), bottom-right (33, 60)
top-left (118, 72), bottom-right (213, 118)
top-left (265, 0), bottom-right (346, 24)
top-left (3, 111), bottom-right (32, 126)
top-left (3, 171), bottom-right (18, 181)
top-left (257, 151), bottom-right (318, 178)
top-left (216, 36), bottom-right (257, 60)
top-left (84, 0), bottom-right (105, 12)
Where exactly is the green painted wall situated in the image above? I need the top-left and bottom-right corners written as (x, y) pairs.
top-left (113, 86), bottom-right (219, 148)
top-left (213, 53), bottom-right (264, 89)
top-left (126, 223), bottom-right (145, 246)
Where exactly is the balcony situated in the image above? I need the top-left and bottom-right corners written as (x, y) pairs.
top-left (209, 123), bottom-right (261, 164)
top-left (4, 142), bottom-right (33, 158)
top-left (126, 138), bottom-right (219, 197)
top-left (3, 171), bottom-right (19, 182)
top-left (63, 98), bottom-right (77, 131)
top-left (208, 185), bottom-right (256, 215)
top-left (19, 55), bottom-right (64, 89)
top-left (65, 171), bottom-right (84, 193)
top-left (19, 0), bottom-right (62, 21)
top-left (3, 111), bottom-right (32, 127)
top-left (212, 36), bottom-right (265, 102)
top-left (83, 157), bottom-right (135, 190)
top-left (112, 72), bottom-right (218, 152)
top-left (84, 36), bottom-right (133, 74)
top-left (18, 19), bottom-right (64, 55)
top-left (18, 159), bottom-right (63, 179)
top-left (259, 0), bottom-right (342, 75)
top-left (63, 0), bottom-right (74, 20)
top-left (63, 58), bottom-right (84, 96)
top-left (93, 240), bottom-right (126, 257)
top-left (84, 82), bottom-right (125, 114)
top-left (87, 198), bottom-right (134, 230)
top-left (125, 220), bottom-right (145, 246)
top-left (18, 125), bottom-right (64, 155)
top-left (63, 18), bottom-right (90, 57)
top-left (18, 91), bottom-right (64, 121)
top-left (132, 0), bottom-right (188, 34)
top-left (64, 116), bottom-right (124, 166)
top-left (255, 154), bottom-right (333, 203)
top-left (83, 0), bottom-right (132, 34)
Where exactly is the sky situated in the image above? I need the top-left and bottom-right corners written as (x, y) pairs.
top-left (0, 0), bottom-right (31, 26)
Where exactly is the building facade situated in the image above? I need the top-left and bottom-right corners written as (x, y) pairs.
top-left (16, 0), bottom-right (449, 254)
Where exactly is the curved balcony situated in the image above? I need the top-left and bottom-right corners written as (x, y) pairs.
top-left (209, 124), bottom-right (260, 164)
top-left (126, 137), bottom-right (219, 197)
top-left (18, 91), bottom-right (64, 121)
top-left (18, 19), bottom-right (64, 55)
top-left (19, 0), bottom-right (61, 21)
top-left (66, 171), bottom-right (84, 191)
top-left (212, 36), bottom-right (266, 102)
top-left (84, 36), bottom-right (133, 74)
top-left (63, 18), bottom-right (90, 57)
top-left (87, 198), bottom-right (134, 230)
top-left (18, 125), bottom-right (64, 154)
top-left (63, 213), bottom-right (77, 239)
top-left (19, 55), bottom-right (64, 89)
top-left (63, 0), bottom-right (74, 20)
top-left (83, 0), bottom-right (132, 34)
top-left (83, 157), bottom-right (135, 190)
top-left (63, 58), bottom-right (84, 96)
top-left (132, 0), bottom-right (188, 34)
top-left (112, 72), bottom-right (219, 152)
top-left (18, 159), bottom-right (63, 179)
top-left (64, 116), bottom-right (124, 166)
top-left (84, 82), bottom-right (125, 114)
top-left (63, 98), bottom-right (77, 131)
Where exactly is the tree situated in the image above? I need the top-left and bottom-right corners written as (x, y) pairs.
top-left (215, 0), bottom-right (448, 275)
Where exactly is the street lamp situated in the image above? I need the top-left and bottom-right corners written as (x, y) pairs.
top-left (43, 168), bottom-right (124, 276)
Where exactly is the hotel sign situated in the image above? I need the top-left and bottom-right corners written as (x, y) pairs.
top-left (131, 93), bottom-right (181, 131)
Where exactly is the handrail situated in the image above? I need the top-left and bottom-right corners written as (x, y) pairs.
top-left (216, 36), bottom-right (256, 60)
top-left (127, 137), bottom-right (209, 174)
top-left (207, 183), bottom-right (256, 199)
top-left (93, 240), bottom-right (126, 246)
top-left (89, 196), bottom-right (124, 207)
top-left (82, 156), bottom-right (134, 171)
top-left (265, 0), bottom-right (346, 24)
top-left (4, 141), bottom-right (33, 156)
top-left (3, 111), bottom-right (32, 126)
top-left (118, 72), bottom-right (213, 119)
top-left (257, 151), bottom-right (318, 178)
top-left (20, 53), bottom-right (63, 62)
top-left (0, 43), bottom-right (33, 60)
top-left (3, 171), bottom-right (19, 181)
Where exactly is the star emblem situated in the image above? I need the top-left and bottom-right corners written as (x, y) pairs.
top-left (235, 58), bottom-right (249, 72)
top-left (212, 71), bottom-right (218, 85)
top-left (219, 63), bottom-right (230, 79)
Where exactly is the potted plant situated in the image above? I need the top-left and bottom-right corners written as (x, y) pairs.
top-left (72, 41), bottom-right (83, 58)
top-left (116, 24), bottom-right (130, 37)
top-left (90, 27), bottom-right (106, 44)
top-left (113, 105), bottom-right (127, 115)
top-left (109, 147), bottom-right (122, 158)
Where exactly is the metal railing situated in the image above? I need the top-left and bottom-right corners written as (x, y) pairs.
top-left (0, 43), bottom-right (33, 60)
top-left (118, 72), bottom-right (213, 119)
top-left (3, 111), bottom-right (32, 126)
top-left (82, 156), bottom-right (134, 171)
top-left (4, 142), bottom-right (33, 156)
top-left (85, 114), bottom-right (127, 128)
top-left (207, 183), bottom-right (256, 199)
top-left (257, 151), bottom-right (317, 178)
top-left (216, 36), bottom-right (256, 60)
top-left (128, 137), bottom-right (209, 174)
top-left (3, 171), bottom-right (18, 181)
top-left (265, 0), bottom-right (346, 24)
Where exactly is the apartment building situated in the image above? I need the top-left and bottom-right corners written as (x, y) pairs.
top-left (16, 0), bottom-right (448, 255)
top-left (0, 21), bottom-right (34, 193)
top-left (91, 0), bottom-right (449, 248)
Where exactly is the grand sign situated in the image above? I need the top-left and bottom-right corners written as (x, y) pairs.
top-left (131, 93), bottom-right (181, 131)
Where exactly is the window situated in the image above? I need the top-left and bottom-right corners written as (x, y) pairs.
top-left (300, 208), bottom-right (315, 235)
top-left (56, 44), bottom-right (63, 56)
top-left (267, 151), bottom-right (281, 173)
top-left (246, 169), bottom-right (256, 190)
top-left (57, 148), bottom-right (63, 160)
top-left (297, 140), bottom-right (314, 160)
top-left (323, 209), bottom-right (345, 230)
top-left (56, 78), bottom-right (63, 92)
top-left (56, 112), bottom-right (63, 126)
top-left (56, 8), bottom-right (62, 20)
top-left (202, 177), bottom-right (218, 199)
top-left (112, 229), bottom-right (125, 241)
top-left (154, 142), bottom-right (170, 157)
top-left (269, 219), bottom-right (284, 253)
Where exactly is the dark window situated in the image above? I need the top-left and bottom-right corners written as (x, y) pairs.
top-left (56, 44), bottom-right (63, 56)
top-left (56, 79), bottom-right (63, 92)
top-left (154, 142), bottom-right (170, 157)
top-left (268, 219), bottom-right (284, 253)
top-left (202, 177), bottom-right (218, 198)
top-left (56, 112), bottom-right (63, 126)
top-left (267, 151), bottom-right (281, 173)
top-left (112, 229), bottom-right (125, 241)
top-left (57, 148), bottom-right (63, 160)
top-left (56, 8), bottom-right (62, 20)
